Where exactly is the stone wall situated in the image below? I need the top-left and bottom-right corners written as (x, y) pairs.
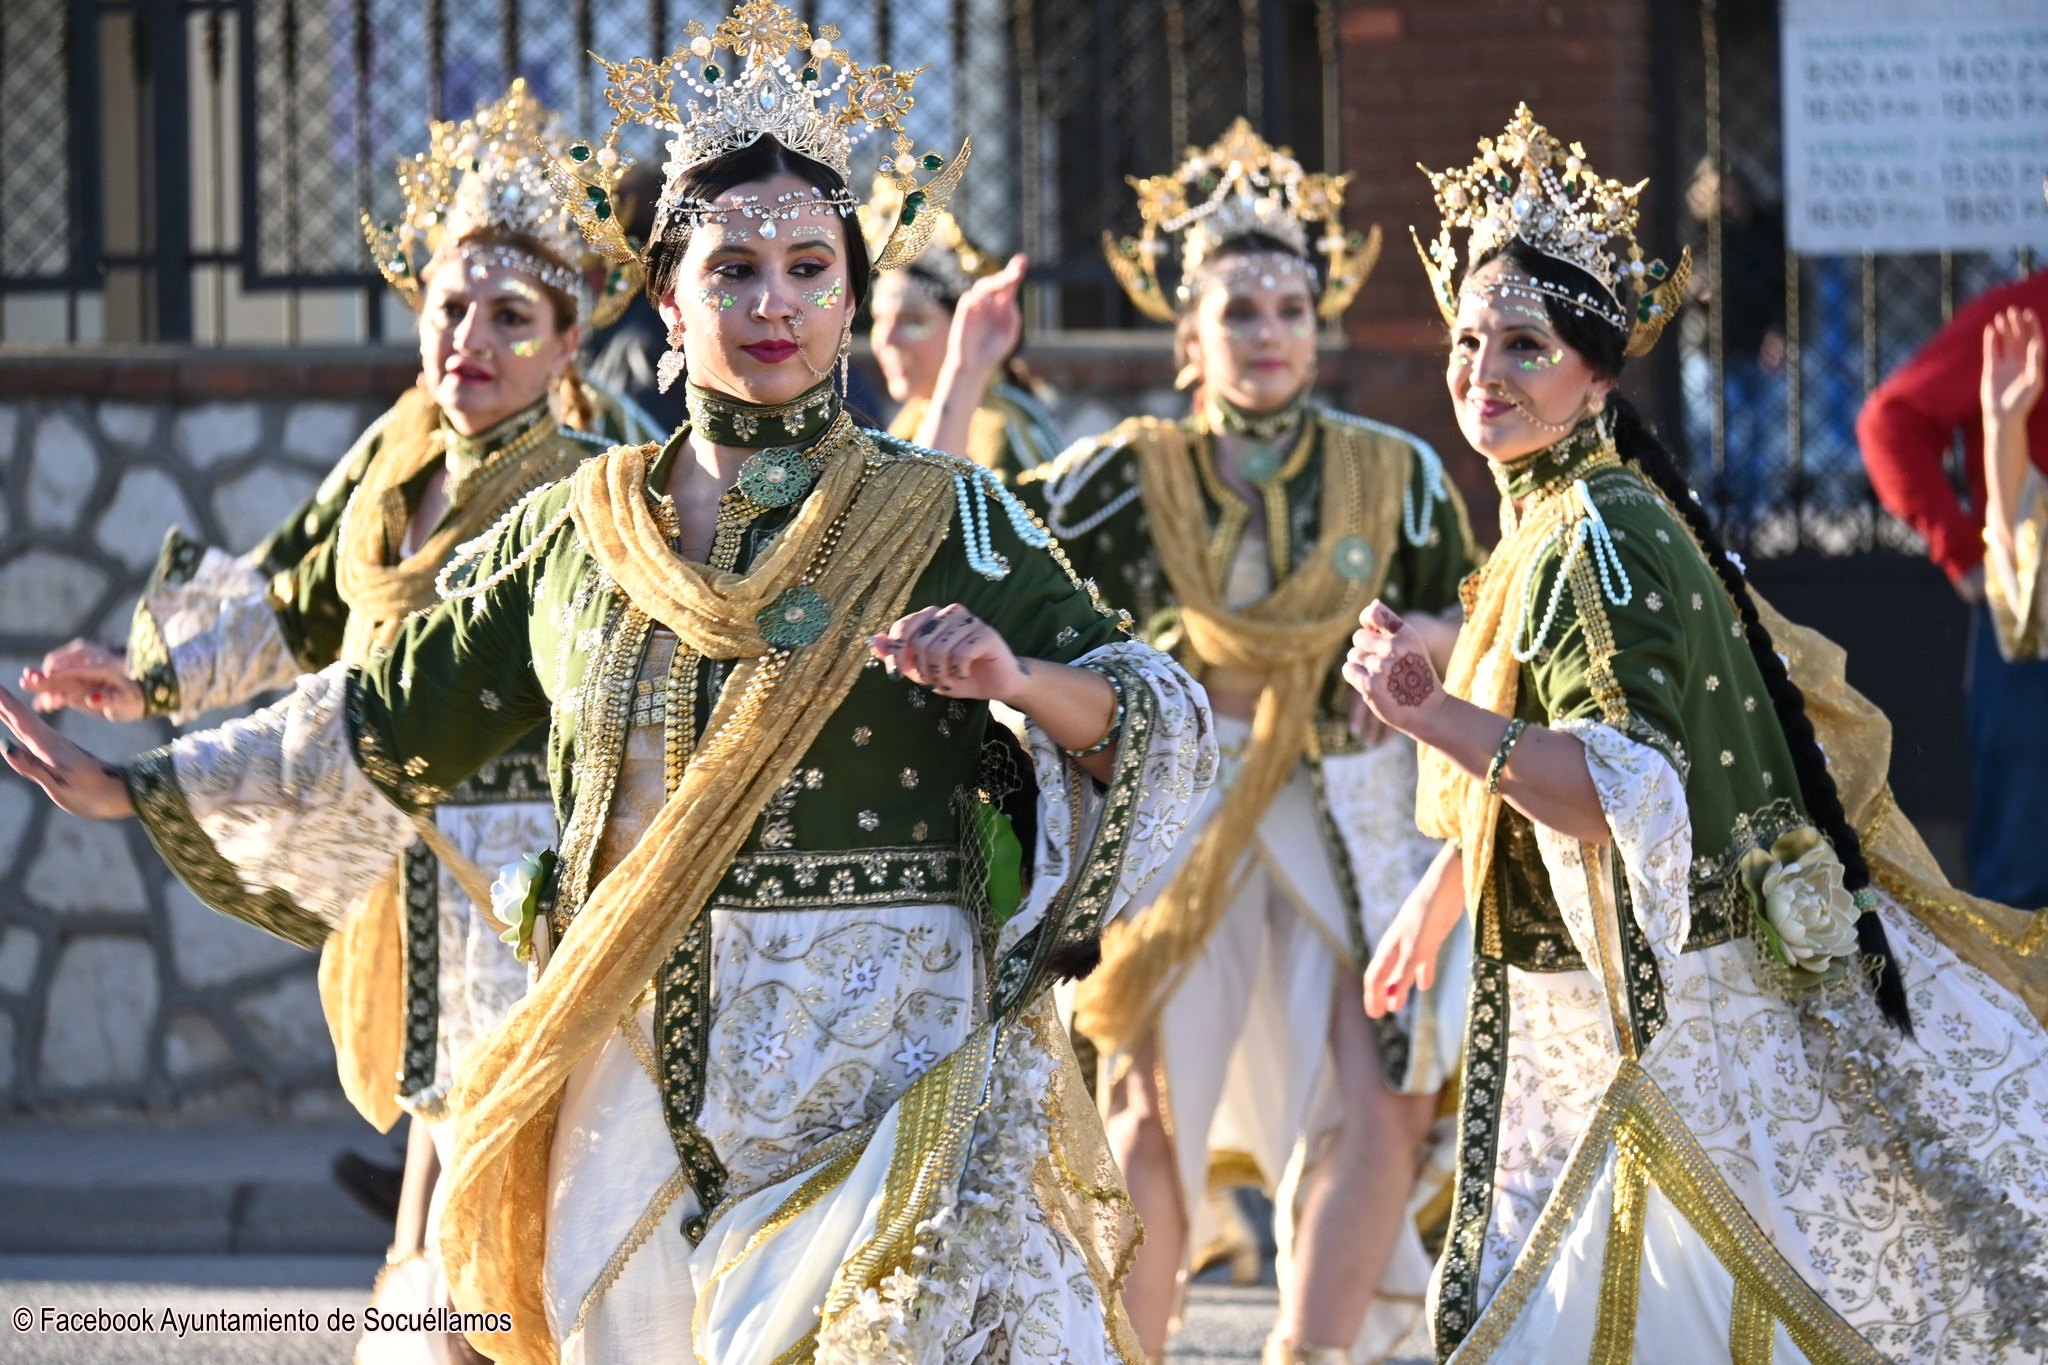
top-left (0, 349), bottom-right (415, 1115)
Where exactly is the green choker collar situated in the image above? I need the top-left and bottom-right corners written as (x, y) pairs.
top-left (441, 399), bottom-right (554, 498)
top-left (685, 380), bottom-right (840, 448)
top-left (1495, 418), bottom-right (1616, 505)
top-left (1202, 391), bottom-right (1308, 445)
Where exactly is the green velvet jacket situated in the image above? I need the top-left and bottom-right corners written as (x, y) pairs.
top-left (1480, 439), bottom-right (1811, 980)
top-left (1016, 407), bottom-right (1478, 731)
top-left (345, 423), bottom-right (1134, 932)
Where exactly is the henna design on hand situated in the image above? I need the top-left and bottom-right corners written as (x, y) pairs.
top-left (1385, 652), bottom-right (1437, 709)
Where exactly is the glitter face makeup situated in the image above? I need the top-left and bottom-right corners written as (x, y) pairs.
top-left (510, 337), bottom-right (543, 358)
top-left (805, 279), bottom-right (844, 310)
top-left (1518, 348), bottom-right (1565, 372)
top-left (698, 287), bottom-right (737, 311)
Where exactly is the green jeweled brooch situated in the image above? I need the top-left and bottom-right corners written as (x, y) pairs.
top-left (1235, 445), bottom-right (1283, 484)
top-left (737, 447), bottom-right (814, 508)
top-left (1332, 534), bottom-right (1377, 581)
top-left (759, 585), bottom-right (830, 649)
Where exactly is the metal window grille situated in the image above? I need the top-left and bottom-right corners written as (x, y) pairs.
top-left (1664, 0), bottom-right (2037, 559)
top-left (0, 0), bottom-right (1338, 345)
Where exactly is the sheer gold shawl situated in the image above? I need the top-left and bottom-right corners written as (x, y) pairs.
top-left (320, 386), bottom-right (586, 1132)
top-left (436, 430), bottom-right (963, 1365)
top-left (1073, 415), bottom-right (1407, 1057)
top-left (1415, 454), bottom-right (2047, 1021)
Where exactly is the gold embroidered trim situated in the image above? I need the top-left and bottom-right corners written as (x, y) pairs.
top-left (569, 1165), bottom-right (691, 1338)
top-left (1730, 1281), bottom-right (1775, 1365)
top-left (553, 601), bottom-right (653, 928)
top-left (1588, 1143), bottom-right (1646, 1364)
top-left (124, 747), bottom-right (331, 950)
top-left (1452, 1062), bottom-right (1884, 1365)
top-left (818, 1027), bottom-right (996, 1324)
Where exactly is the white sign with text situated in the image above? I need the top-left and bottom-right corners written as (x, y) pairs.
top-left (1783, 0), bottom-right (2048, 255)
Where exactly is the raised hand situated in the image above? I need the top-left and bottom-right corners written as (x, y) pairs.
top-left (1983, 305), bottom-right (2045, 429)
top-left (870, 603), bottom-right (1030, 703)
top-left (21, 639), bottom-right (146, 722)
top-left (0, 686), bottom-right (136, 820)
top-left (1341, 600), bottom-right (1446, 742)
top-left (944, 254), bottom-right (1028, 383)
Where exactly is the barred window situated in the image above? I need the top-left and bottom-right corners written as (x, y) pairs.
top-left (0, 0), bottom-right (1339, 345)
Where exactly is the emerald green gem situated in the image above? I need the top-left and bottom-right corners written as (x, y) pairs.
top-left (759, 586), bottom-right (830, 649)
top-left (569, 144), bottom-right (591, 162)
top-left (800, 65), bottom-right (819, 83)
top-left (595, 201), bottom-right (612, 221)
top-left (899, 206), bottom-right (918, 225)
top-left (1347, 232), bottom-right (1364, 248)
top-left (704, 62), bottom-right (721, 82)
top-left (586, 184), bottom-right (607, 201)
top-left (1647, 259), bottom-right (1668, 281)
top-left (905, 190), bottom-right (926, 208)
top-left (921, 152), bottom-right (943, 171)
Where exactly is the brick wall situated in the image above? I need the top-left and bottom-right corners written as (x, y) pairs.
top-left (1333, 0), bottom-right (1657, 537)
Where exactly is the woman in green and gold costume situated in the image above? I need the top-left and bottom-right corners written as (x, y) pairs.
top-left (1020, 119), bottom-right (1478, 1363)
top-left (1349, 106), bottom-right (2048, 1361)
top-left (0, 7), bottom-right (1216, 1363)
top-left (20, 81), bottom-right (656, 1328)
top-left (863, 192), bottom-right (1060, 482)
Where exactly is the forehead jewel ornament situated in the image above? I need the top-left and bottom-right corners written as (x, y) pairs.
top-left (1103, 117), bottom-right (1381, 325)
top-left (361, 79), bottom-right (640, 328)
top-left (1414, 103), bottom-right (1692, 359)
top-left (553, 0), bottom-right (969, 276)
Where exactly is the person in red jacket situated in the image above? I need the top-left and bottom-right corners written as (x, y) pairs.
top-left (1857, 266), bottom-right (2048, 907)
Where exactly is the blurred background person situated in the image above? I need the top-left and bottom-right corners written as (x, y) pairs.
top-left (1859, 261), bottom-right (2048, 907)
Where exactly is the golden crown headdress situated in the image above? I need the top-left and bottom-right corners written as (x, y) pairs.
top-left (554, 0), bottom-right (967, 277)
top-left (1414, 104), bottom-right (1691, 358)
top-left (361, 79), bottom-right (637, 327)
top-left (1102, 118), bottom-right (1380, 324)
top-left (858, 174), bottom-right (999, 301)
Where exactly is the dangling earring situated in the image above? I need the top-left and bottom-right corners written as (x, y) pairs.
top-left (1588, 390), bottom-right (1606, 416)
top-left (657, 320), bottom-right (686, 394)
top-left (836, 320), bottom-right (852, 398)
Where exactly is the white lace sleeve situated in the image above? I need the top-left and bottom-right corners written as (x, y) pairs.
top-left (1530, 717), bottom-right (1694, 964)
top-left (126, 663), bottom-right (415, 948)
top-left (995, 640), bottom-right (1217, 972)
top-left (127, 536), bottom-right (302, 723)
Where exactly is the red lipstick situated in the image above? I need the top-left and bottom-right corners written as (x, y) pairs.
top-left (741, 340), bottom-right (799, 364)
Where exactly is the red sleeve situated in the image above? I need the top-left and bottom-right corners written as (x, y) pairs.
top-left (1856, 296), bottom-right (1996, 583)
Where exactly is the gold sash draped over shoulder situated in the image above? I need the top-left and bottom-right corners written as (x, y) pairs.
top-left (1754, 595), bottom-right (2048, 1020)
top-left (1073, 414), bottom-right (1408, 1058)
top-left (1415, 444), bottom-right (2048, 1023)
top-left (437, 428), bottom-right (965, 1365)
top-left (318, 385), bottom-right (591, 1132)
top-left (1413, 451), bottom-right (1616, 914)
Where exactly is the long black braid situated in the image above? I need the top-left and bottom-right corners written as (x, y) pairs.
top-left (1477, 240), bottom-right (1912, 1031)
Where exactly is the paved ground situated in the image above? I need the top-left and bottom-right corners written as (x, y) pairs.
top-left (0, 1256), bottom-right (1432, 1362)
top-left (0, 1123), bottom-right (1431, 1361)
